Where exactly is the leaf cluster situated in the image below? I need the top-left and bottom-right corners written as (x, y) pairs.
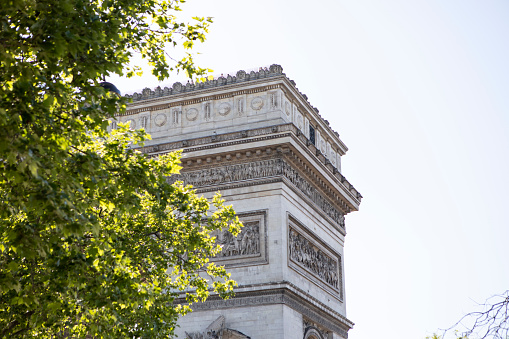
top-left (0, 0), bottom-right (239, 338)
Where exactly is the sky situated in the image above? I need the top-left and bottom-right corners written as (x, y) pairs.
top-left (109, 1), bottom-right (509, 338)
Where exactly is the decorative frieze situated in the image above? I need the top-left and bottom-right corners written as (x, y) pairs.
top-left (209, 211), bottom-right (267, 267)
top-left (181, 285), bottom-right (351, 337)
top-left (289, 227), bottom-right (340, 290)
top-left (125, 65), bottom-right (284, 102)
top-left (287, 216), bottom-right (344, 300)
top-left (214, 221), bottom-right (260, 258)
top-left (136, 123), bottom-right (361, 209)
top-left (169, 158), bottom-right (345, 227)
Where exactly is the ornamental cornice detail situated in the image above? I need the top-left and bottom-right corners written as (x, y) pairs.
top-left (124, 65), bottom-right (284, 103)
top-left (138, 123), bottom-right (362, 205)
top-left (123, 64), bottom-right (345, 148)
top-left (175, 283), bottom-right (352, 337)
top-left (169, 157), bottom-right (348, 225)
top-left (120, 84), bottom-right (281, 117)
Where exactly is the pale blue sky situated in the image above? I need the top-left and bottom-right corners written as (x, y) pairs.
top-left (110, 1), bottom-right (509, 337)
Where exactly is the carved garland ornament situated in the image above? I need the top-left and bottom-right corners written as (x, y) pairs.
top-left (250, 96), bottom-right (264, 110)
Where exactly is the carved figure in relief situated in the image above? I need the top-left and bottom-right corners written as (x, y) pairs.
top-left (169, 158), bottom-right (345, 227)
top-left (289, 228), bottom-right (339, 289)
top-left (214, 222), bottom-right (260, 257)
top-left (221, 230), bottom-right (238, 256)
top-left (185, 315), bottom-right (251, 339)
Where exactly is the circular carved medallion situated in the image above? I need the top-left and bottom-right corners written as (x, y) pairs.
top-left (218, 102), bottom-right (231, 116)
top-left (186, 108), bottom-right (199, 121)
top-left (251, 96), bottom-right (264, 110)
top-left (285, 102), bottom-right (291, 116)
top-left (154, 113), bottom-right (167, 127)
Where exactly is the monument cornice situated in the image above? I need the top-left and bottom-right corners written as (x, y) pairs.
top-left (140, 123), bottom-right (361, 210)
top-left (123, 64), bottom-right (347, 155)
top-left (167, 150), bottom-right (352, 231)
top-left (175, 281), bottom-right (354, 337)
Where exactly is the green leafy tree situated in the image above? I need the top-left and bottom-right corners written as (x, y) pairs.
top-left (0, 0), bottom-right (241, 338)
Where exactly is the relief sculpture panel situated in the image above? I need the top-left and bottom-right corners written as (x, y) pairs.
top-left (214, 221), bottom-right (260, 258)
top-left (288, 219), bottom-right (343, 299)
top-left (209, 211), bottom-right (267, 267)
top-left (169, 158), bottom-right (345, 228)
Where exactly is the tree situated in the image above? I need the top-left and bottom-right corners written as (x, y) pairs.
top-left (427, 290), bottom-right (509, 339)
top-left (0, 0), bottom-right (241, 337)
top-left (444, 290), bottom-right (509, 339)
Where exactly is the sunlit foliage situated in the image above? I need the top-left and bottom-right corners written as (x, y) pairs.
top-left (0, 0), bottom-right (240, 337)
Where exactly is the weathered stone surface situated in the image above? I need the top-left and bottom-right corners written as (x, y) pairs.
top-left (121, 66), bottom-right (361, 339)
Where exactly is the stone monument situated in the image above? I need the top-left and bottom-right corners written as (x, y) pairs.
top-left (118, 65), bottom-right (362, 339)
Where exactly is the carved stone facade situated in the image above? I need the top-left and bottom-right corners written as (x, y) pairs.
top-left (288, 216), bottom-right (344, 300)
top-left (303, 319), bottom-right (331, 339)
top-left (122, 65), bottom-right (362, 339)
top-left (215, 221), bottom-right (259, 257)
top-left (169, 158), bottom-right (346, 228)
top-left (289, 227), bottom-right (340, 291)
top-left (209, 211), bottom-right (268, 267)
top-left (185, 316), bottom-right (250, 339)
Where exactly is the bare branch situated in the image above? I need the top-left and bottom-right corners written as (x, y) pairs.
top-left (443, 291), bottom-right (509, 339)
